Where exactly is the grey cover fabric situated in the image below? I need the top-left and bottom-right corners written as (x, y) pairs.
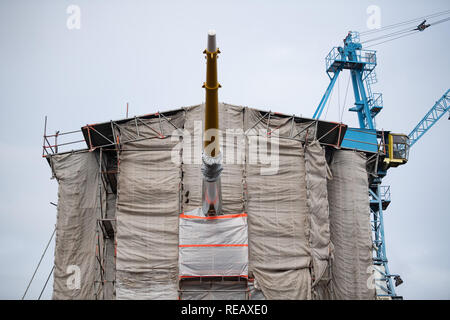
top-left (51, 151), bottom-right (100, 300)
top-left (180, 281), bottom-right (249, 300)
top-left (244, 108), bottom-right (312, 300)
top-left (304, 141), bottom-right (334, 299)
top-left (115, 113), bottom-right (184, 300)
top-left (248, 280), bottom-right (266, 300)
top-left (327, 150), bottom-right (375, 300)
top-left (49, 103), bottom-right (375, 300)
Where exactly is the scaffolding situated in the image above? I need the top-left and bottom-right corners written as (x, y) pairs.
top-left (44, 104), bottom-right (351, 300)
top-left (93, 147), bottom-right (118, 300)
top-left (42, 108), bottom-right (347, 158)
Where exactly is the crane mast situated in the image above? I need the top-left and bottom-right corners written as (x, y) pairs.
top-left (313, 29), bottom-right (448, 299)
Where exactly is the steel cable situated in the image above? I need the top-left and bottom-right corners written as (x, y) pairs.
top-left (21, 227), bottom-right (56, 299)
top-left (360, 9), bottom-right (450, 36)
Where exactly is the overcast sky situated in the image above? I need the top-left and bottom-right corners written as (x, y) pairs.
top-left (0, 0), bottom-right (448, 300)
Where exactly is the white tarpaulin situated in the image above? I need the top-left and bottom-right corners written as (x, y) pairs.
top-left (179, 208), bottom-right (248, 278)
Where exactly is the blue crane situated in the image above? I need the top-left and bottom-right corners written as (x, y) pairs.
top-left (382, 89), bottom-right (449, 169)
top-left (408, 89), bottom-right (450, 147)
top-left (312, 29), bottom-right (449, 299)
top-left (313, 32), bottom-right (379, 130)
top-left (312, 31), bottom-right (400, 298)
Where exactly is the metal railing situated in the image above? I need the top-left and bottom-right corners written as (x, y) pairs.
top-left (42, 116), bottom-right (86, 157)
top-left (325, 47), bottom-right (378, 73)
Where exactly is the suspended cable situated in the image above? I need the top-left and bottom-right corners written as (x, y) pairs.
top-left (365, 31), bottom-right (419, 49)
top-left (362, 14), bottom-right (450, 44)
top-left (361, 27), bottom-right (417, 44)
top-left (324, 82), bottom-right (335, 120)
top-left (430, 16), bottom-right (450, 26)
top-left (340, 74), bottom-right (351, 123)
top-left (38, 266), bottom-right (54, 300)
top-left (363, 15), bottom-right (450, 48)
top-left (337, 74), bottom-right (341, 120)
top-left (21, 227), bottom-right (56, 300)
top-left (360, 9), bottom-right (450, 36)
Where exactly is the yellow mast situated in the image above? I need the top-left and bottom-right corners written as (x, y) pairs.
top-left (203, 30), bottom-right (221, 156)
top-left (202, 30), bottom-right (223, 216)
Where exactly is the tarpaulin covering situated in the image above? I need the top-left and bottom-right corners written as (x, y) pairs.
top-left (304, 141), bottom-right (333, 299)
top-left (49, 103), bottom-right (374, 300)
top-left (180, 281), bottom-right (249, 300)
top-left (244, 108), bottom-right (312, 300)
top-left (179, 208), bottom-right (248, 277)
top-left (115, 113), bottom-right (185, 300)
top-left (248, 280), bottom-right (266, 300)
top-left (182, 103), bottom-right (245, 214)
top-left (327, 150), bottom-right (375, 300)
top-left (51, 151), bottom-right (100, 299)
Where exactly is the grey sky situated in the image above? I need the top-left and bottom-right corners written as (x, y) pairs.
top-left (0, 0), bottom-right (448, 299)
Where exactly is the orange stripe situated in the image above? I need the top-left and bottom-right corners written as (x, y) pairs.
top-left (180, 213), bottom-right (247, 220)
top-left (179, 244), bottom-right (248, 248)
